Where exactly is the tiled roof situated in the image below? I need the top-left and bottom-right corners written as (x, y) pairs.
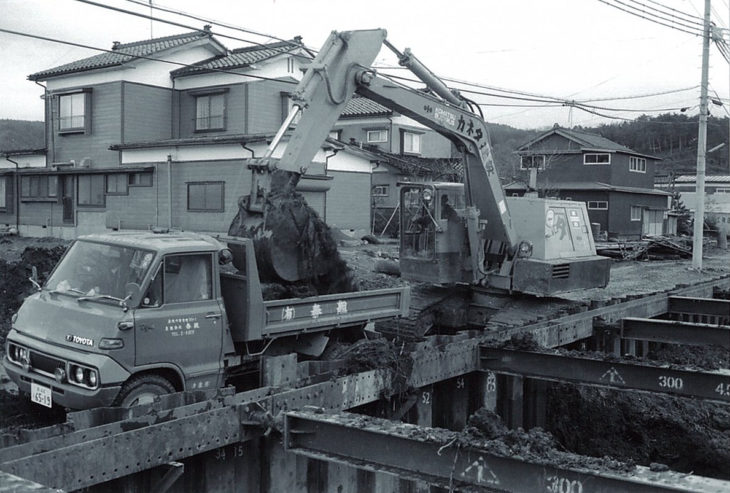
top-left (29, 31), bottom-right (215, 81)
top-left (558, 128), bottom-right (634, 153)
top-left (517, 126), bottom-right (658, 160)
top-left (672, 174), bottom-right (730, 183)
top-left (171, 38), bottom-right (310, 77)
top-left (341, 97), bottom-right (392, 118)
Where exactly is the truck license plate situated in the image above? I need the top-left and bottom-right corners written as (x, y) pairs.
top-left (31, 382), bottom-right (52, 408)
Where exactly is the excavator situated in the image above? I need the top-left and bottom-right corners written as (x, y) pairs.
top-left (228, 29), bottom-right (611, 305)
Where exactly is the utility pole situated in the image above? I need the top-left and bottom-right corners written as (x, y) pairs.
top-left (693, 0), bottom-right (711, 270)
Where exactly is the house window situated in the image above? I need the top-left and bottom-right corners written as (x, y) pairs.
top-left (403, 132), bottom-right (421, 154)
top-left (129, 172), bottom-right (153, 187)
top-left (367, 129), bottom-right (388, 143)
top-left (587, 201), bottom-right (608, 210)
top-left (629, 156), bottom-right (646, 173)
top-left (188, 182), bottom-right (224, 212)
top-left (715, 187), bottom-right (730, 194)
top-left (195, 93), bottom-right (226, 131)
top-left (106, 174), bottom-right (128, 195)
top-left (630, 206), bottom-right (643, 221)
top-left (77, 175), bottom-right (105, 207)
top-left (520, 155), bottom-right (546, 170)
top-left (21, 175), bottom-right (56, 200)
top-left (583, 153), bottom-right (611, 165)
top-left (372, 185), bottom-right (389, 197)
top-left (59, 92), bottom-right (87, 132)
top-left (329, 130), bottom-right (342, 140)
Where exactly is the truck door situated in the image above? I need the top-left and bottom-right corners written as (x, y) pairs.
top-left (133, 253), bottom-right (224, 390)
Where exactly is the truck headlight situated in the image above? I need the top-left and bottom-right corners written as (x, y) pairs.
top-left (88, 371), bottom-right (98, 387)
top-left (74, 366), bottom-right (84, 383)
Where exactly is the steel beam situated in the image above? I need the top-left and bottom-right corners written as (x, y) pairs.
top-left (669, 296), bottom-right (730, 318)
top-left (284, 410), bottom-right (730, 493)
top-left (621, 317), bottom-right (730, 348)
top-left (480, 347), bottom-right (730, 404)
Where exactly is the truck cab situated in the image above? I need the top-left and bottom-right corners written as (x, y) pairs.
top-left (3, 231), bottom-right (410, 410)
top-left (3, 231), bottom-right (230, 409)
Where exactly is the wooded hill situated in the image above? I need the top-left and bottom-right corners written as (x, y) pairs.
top-left (0, 120), bottom-right (44, 153)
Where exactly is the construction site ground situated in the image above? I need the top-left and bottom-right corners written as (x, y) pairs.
top-left (1, 235), bottom-right (730, 483)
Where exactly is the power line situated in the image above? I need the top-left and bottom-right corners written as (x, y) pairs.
top-left (73, 0), bottom-right (313, 61)
top-left (123, 0), bottom-right (296, 47)
top-left (644, 0), bottom-right (705, 22)
top-left (0, 27), bottom-right (300, 86)
top-left (579, 85), bottom-right (699, 102)
top-left (625, 0), bottom-right (705, 28)
top-left (596, 0), bottom-right (703, 35)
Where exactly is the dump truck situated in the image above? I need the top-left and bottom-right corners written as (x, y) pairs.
top-left (3, 231), bottom-right (409, 409)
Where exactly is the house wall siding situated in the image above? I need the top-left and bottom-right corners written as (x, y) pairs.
top-left (49, 81), bottom-right (122, 167)
top-left (537, 153), bottom-right (612, 184)
top-left (325, 170), bottom-right (371, 230)
top-left (123, 82), bottom-right (173, 144)
top-left (606, 192), bottom-right (667, 238)
top-left (246, 79), bottom-right (295, 134)
top-left (609, 153), bottom-right (656, 188)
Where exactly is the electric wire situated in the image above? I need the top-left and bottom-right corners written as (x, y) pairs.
top-left (123, 0), bottom-right (297, 47)
top-left (73, 0), bottom-right (313, 62)
top-left (624, 0), bottom-right (705, 28)
top-left (596, 0), bottom-right (704, 35)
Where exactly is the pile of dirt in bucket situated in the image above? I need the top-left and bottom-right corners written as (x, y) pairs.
top-left (228, 169), bottom-right (357, 299)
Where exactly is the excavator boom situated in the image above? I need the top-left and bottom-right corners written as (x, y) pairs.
top-left (229, 29), bottom-right (610, 294)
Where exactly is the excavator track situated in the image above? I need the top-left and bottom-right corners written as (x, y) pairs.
top-left (377, 283), bottom-right (469, 341)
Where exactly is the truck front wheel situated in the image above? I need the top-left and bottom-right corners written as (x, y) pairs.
top-left (113, 374), bottom-right (175, 407)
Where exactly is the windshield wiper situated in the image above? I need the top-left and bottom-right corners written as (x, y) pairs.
top-left (77, 293), bottom-right (132, 310)
top-left (49, 287), bottom-right (85, 296)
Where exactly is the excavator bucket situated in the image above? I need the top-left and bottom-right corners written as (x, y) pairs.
top-left (228, 29), bottom-right (387, 292)
top-left (228, 169), bottom-right (355, 294)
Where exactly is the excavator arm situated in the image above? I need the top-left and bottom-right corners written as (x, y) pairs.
top-left (229, 28), bottom-right (610, 294)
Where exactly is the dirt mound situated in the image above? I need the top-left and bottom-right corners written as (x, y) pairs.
top-left (0, 245), bottom-right (66, 348)
top-left (546, 385), bottom-right (730, 479)
top-left (463, 407), bottom-right (636, 474)
top-left (229, 169), bottom-right (356, 297)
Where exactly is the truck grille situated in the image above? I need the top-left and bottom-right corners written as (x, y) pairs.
top-left (552, 264), bottom-right (570, 279)
top-left (30, 351), bottom-right (65, 377)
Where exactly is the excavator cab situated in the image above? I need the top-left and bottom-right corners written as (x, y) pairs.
top-left (399, 183), bottom-right (469, 285)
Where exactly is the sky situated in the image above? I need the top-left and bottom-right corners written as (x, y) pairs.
top-left (1, 0), bottom-right (729, 129)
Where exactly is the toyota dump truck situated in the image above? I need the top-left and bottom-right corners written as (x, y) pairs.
top-left (3, 231), bottom-right (409, 409)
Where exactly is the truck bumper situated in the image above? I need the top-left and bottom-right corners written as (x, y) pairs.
top-left (4, 357), bottom-right (122, 409)
top-left (3, 331), bottom-right (130, 409)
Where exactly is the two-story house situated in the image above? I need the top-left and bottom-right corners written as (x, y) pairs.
top-left (3, 29), bottom-right (457, 238)
top-left (507, 125), bottom-right (670, 239)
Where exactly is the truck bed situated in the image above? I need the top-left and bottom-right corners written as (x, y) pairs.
top-left (220, 271), bottom-right (410, 342)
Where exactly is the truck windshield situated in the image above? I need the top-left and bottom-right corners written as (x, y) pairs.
top-left (46, 241), bottom-right (155, 301)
